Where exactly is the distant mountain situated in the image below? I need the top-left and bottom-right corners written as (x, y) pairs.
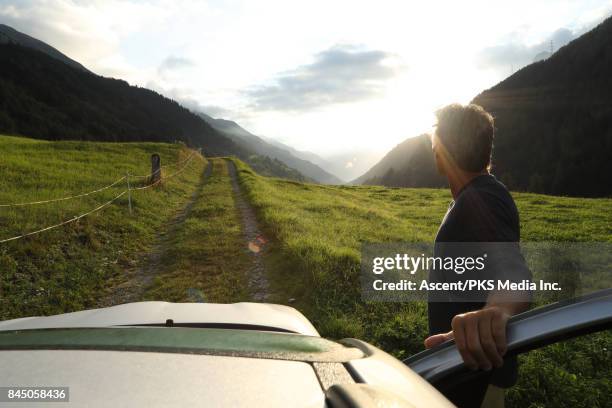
top-left (263, 137), bottom-right (335, 170)
top-left (353, 134), bottom-right (445, 187)
top-left (261, 137), bottom-right (381, 181)
top-left (198, 113), bottom-right (344, 184)
top-left (356, 15), bottom-right (612, 197)
top-left (0, 24), bottom-right (89, 72)
top-left (0, 25), bottom-right (309, 181)
top-left (264, 139), bottom-right (370, 181)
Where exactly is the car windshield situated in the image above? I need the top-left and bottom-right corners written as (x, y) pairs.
top-left (0, 327), bottom-right (364, 362)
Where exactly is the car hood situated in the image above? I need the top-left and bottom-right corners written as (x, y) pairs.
top-left (0, 301), bottom-right (320, 336)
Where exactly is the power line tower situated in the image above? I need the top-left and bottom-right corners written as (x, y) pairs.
top-left (550, 40), bottom-right (554, 56)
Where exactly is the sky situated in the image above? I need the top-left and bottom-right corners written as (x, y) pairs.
top-left (1, 0), bottom-right (611, 169)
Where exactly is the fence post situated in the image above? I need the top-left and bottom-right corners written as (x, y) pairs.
top-left (151, 154), bottom-right (161, 184)
top-left (126, 172), bottom-right (133, 215)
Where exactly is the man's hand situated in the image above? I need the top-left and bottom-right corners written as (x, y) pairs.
top-left (424, 306), bottom-right (510, 371)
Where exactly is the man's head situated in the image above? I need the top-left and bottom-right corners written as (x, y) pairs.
top-left (431, 103), bottom-right (494, 176)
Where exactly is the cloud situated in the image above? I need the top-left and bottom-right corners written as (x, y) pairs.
top-left (158, 56), bottom-right (195, 73)
top-left (145, 80), bottom-right (199, 107)
top-left (476, 28), bottom-right (577, 71)
top-left (0, 0), bottom-right (166, 70)
top-left (244, 44), bottom-right (406, 111)
top-left (476, 9), bottom-right (612, 73)
top-left (144, 80), bottom-right (246, 122)
top-left (196, 105), bottom-right (237, 119)
top-left (172, 96), bottom-right (236, 119)
top-left (0, 0), bottom-right (215, 82)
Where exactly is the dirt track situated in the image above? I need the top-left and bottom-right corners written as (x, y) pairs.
top-left (99, 161), bottom-right (213, 307)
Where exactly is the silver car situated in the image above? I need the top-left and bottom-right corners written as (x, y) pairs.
top-left (0, 289), bottom-right (610, 407)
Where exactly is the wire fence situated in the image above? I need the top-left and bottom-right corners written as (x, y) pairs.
top-left (0, 190), bottom-right (128, 244)
top-left (0, 176), bottom-right (127, 207)
top-left (0, 150), bottom-right (201, 244)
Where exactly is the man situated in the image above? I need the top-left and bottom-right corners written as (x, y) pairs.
top-left (424, 104), bottom-right (531, 408)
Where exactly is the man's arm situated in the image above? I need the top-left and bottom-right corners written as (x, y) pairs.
top-left (424, 295), bottom-right (530, 370)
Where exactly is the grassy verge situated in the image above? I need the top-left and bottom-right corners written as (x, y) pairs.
top-left (231, 158), bottom-right (612, 408)
top-left (0, 135), bottom-right (206, 319)
top-left (144, 158), bottom-right (252, 303)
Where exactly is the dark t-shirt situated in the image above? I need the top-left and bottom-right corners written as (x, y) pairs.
top-left (427, 174), bottom-right (531, 395)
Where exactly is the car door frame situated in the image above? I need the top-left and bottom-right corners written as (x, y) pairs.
top-left (404, 289), bottom-right (612, 395)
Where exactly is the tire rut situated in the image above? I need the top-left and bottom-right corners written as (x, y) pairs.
top-left (226, 159), bottom-right (270, 302)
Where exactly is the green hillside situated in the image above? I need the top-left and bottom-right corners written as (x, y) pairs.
top-left (0, 135), bottom-right (207, 317)
top-left (1, 139), bottom-right (610, 407)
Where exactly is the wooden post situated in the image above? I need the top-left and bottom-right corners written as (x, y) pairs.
top-left (151, 154), bottom-right (161, 184)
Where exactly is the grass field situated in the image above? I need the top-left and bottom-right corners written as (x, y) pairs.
top-left (0, 135), bottom-right (206, 319)
top-left (230, 158), bottom-right (612, 408)
top-left (1, 135), bottom-right (610, 408)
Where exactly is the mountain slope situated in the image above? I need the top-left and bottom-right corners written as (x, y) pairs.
top-left (471, 15), bottom-right (612, 196)
top-left (356, 16), bottom-right (612, 197)
top-left (0, 43), bottom-right (246, 156)
top-left (199, 113), bottom-right (344, 184)
top-left (0, 24), bottom-right (89, 72)
top-left (353, 134), bottom-right (445, 187)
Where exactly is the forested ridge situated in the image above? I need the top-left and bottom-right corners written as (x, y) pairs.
top-left (0, 44), bottom-right (245, 157)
